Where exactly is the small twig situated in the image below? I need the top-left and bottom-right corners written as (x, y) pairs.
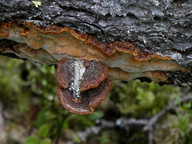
top-left (143, 106), bottom-right (169, 131)
top-left (148, 129), bottom-right (153, 144)
top-left (144, 95), bottom-right (192, 131)
top-left (116, 117), bottom-right (148, 127)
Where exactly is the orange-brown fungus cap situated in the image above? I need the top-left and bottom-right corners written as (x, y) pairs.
top-left (57, 78), bottom-right (112, 115)
top-left (56, 59), bottom-right (74, 88)
top-left (56, 59), bottom-right (108, 91)
top-left (80, 60), bottom-right (108, 91)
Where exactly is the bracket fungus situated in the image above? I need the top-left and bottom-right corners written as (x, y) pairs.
top-left (0, 21), bottom-right (190, 114)
top-left (56, 59), bottom-right (112, 115)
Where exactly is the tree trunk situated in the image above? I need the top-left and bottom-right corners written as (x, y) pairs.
top-left (0, 0), bottom-right (192, 85)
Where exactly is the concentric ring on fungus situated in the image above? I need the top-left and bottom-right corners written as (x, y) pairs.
top-left (57, 78), bottom-right (112, 115)
top-left (56, 58), bottom-right (111, 115)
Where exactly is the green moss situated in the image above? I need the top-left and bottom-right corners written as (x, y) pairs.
top-left (110, 80), bottom-right (180, 116)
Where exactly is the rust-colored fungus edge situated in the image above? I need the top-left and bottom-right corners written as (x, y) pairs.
top-left (0, 30), bottom-right (9, 37)
top-left (0, 20), bottom-right (19, 28)
top-left (12, 21), bottom-right (171, 61)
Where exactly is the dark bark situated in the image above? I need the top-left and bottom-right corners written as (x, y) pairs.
top-left (0, 0), bottom-right (192, 85)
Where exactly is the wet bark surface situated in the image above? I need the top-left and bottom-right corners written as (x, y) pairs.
top-left (0, 0), bottom-right (192, 85)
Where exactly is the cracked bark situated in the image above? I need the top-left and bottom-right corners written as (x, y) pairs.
top-left (0, 0), bottom-right (192, 85)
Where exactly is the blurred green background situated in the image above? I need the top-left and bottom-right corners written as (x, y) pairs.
top-left (0, 55), bottom-right (192, 144)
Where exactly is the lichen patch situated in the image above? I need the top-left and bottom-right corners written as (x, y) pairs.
top-left (69, 60), bottom-right (86, 103)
